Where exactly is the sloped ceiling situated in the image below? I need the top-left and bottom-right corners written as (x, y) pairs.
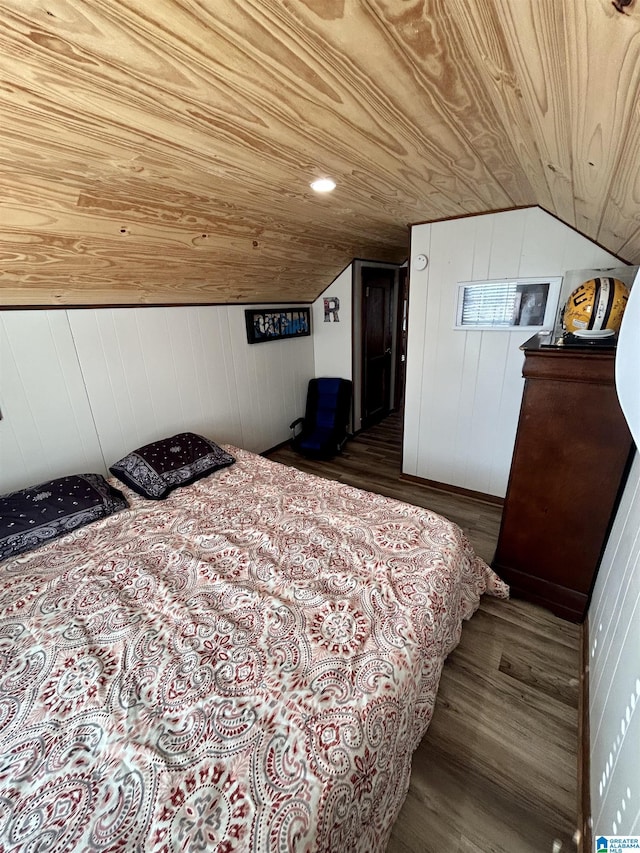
top-left (1, 0), bottom-right (639, 306)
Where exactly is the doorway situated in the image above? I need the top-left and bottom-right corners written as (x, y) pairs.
top-left (361, 266), bottom-right (394, 429)
top-left (352, 260), bottom-right (406, 433)
top-left (394, 267), bottom-right (408, 411)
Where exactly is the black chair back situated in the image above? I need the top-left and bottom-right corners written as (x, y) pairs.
top-left (291, 378), bottom-right (352, 458)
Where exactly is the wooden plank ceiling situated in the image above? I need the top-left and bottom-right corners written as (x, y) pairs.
top-left (0, 0), bottom-right (639, 306)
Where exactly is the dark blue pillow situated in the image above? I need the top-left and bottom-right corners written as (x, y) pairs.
top-left (109, 432), bottom-right (235, 500)
top-left (0, 474), bottom-right (128, 562)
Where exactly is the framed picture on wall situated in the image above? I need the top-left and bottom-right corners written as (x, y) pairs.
top-left (454, 277), bottom-right (562, 330)
top-left (245, 307), bottom-right (311, 344)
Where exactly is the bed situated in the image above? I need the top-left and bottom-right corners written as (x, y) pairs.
top-left (0, 445), bottom-right (507, 852)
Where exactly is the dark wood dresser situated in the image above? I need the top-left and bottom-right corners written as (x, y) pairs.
top-left (492, 334), bottom-right (634, 622)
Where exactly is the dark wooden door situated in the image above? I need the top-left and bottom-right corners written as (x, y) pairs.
top-left (361, 266), bottom-right (394, 429)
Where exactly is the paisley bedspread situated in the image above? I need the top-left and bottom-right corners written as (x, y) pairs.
top-left (0, 447), bottom-right (507, 852)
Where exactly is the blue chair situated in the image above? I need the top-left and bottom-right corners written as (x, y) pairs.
top-left (290, 378), bottom-right (352, 459)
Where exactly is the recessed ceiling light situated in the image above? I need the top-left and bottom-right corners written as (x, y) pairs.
top-left (310, 178), bottom-right (336, 193)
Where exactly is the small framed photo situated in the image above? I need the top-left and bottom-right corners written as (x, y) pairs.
top-left (245, 307), bottom-right (311, 344)
top-left (454, 277), bottom-right (562, 330)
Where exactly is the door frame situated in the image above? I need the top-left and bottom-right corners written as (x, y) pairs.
top-left (351, 259), bottom-right (406, 433)
top-left (394, 267), bottom-right (409, 412)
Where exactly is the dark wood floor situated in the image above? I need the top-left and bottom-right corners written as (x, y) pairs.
top-left (266, 412), bottom-right (580, 853)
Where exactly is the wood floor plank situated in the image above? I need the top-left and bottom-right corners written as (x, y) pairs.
top-left (266, 412), bottom-right (579, 852)
top-left (498, 645), bottom-right (579, 708)
top-left (393, 748), bottom-right (573, 853)
top-left (479, 595), bottom-right (580, 650)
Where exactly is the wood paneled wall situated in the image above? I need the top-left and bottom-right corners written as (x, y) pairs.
top-left (0, 1), bottom-right (639, 306)
top-left (403, 207), bottom-right (620, 498)
top-left (0, 305), bottom-right (314, 492)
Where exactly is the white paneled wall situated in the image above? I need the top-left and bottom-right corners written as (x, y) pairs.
top-left (0, 305), bottom-right (314, 492)
top-left (589, 455), bottom-right (640, 837)
top-left (403, 207), bottom-right (621, 497)
top-left (68, 307), bottom-right (244, 468)
top-left (589, 270), bottom-right (640, 838)
top-left (225, 306), bottom-right (313, 454)
top-left (0, 312), bottom-right (104, 491)
top-left (312, 265), bottom-right (353, 380)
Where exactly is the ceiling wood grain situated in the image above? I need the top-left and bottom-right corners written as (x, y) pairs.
top-left (0, 0), bottom-right (638, 306)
